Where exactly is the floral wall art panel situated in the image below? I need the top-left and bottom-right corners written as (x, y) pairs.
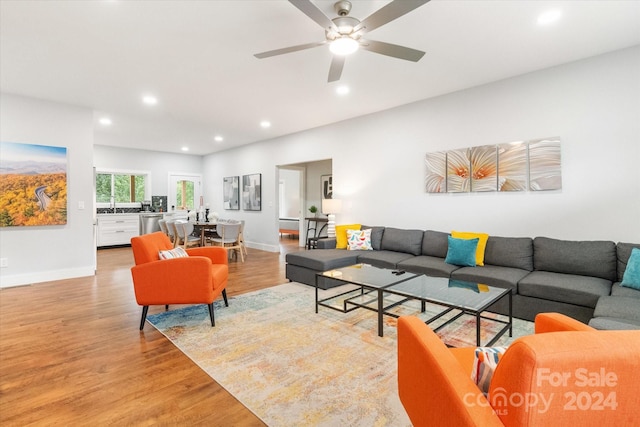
top-left (446, 148), bottom-right (471, 193)
top-left (497, 141), bottom-right (528, 191)
top-left (528, 137), bottom-right (562, 191)
top-left (0, 141), bottom-right (68, 226)
top-left (425, 151), bottom-right (447, 193)
top-left (470, 145), bottom-right (498, 192)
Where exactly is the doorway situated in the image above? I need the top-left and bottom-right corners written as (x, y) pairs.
top-left (168, 173), bottom-right (202, 212)
top-left (278, 167), bottom-right (304, 247)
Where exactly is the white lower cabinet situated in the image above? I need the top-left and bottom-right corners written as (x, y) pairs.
top-left (97, 214), bottom-right (139, 247)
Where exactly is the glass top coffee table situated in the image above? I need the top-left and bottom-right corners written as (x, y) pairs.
top-left (384, 275), bottom-right (512, 346)
top-left (315, 264), bottom-right (418, 337)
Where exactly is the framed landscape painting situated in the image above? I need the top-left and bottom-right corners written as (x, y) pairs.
top-left (0, 141), bottom-right (68, 226)
top-left (223, 176), bottom-right (240, 210)
top-left (242, 173), bottom-right (261, 211)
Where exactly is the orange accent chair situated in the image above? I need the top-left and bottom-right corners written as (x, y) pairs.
top-left (398, 313), bottom-right (640, 427)
top-left (131, 232), bottom-right (229, 330)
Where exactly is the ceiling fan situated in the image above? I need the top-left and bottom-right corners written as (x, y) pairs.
top-left (254, 0), bottom-right (430, 82)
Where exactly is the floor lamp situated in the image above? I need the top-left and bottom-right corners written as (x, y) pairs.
top-left (322, 199), bottom-right (342, 238)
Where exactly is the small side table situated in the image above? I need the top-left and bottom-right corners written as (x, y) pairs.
top-left (305, 217), bottom-right (328, 249)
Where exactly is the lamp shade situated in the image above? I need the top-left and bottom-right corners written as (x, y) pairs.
top-left (322, 198), bottom-right (342, 214)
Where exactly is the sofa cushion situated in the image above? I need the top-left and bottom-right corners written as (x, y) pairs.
top-left (356, 250), bottom-right (416, 270)
top-left (451, 265), bottom-right (528, 293)
top-left (346, 229), bottom-right (373, 251)
top-left (397, 255), bottom-right (461, 278)
top-left (518, 271), bottom-right (612, 308)
top-left (611, 283), bottom-right (640, 298)
top-left (451, 231), bottom-right (489, 266)
top-left (616, 242), bottom-right (640, 282)
top-left (361, 225), bottom-right (385, 250)
top-left (483, 236), bottom-right (533, 271)
top-left (422, 230), bottom-right (449, 258)
top-left (533, 237), bottom-right (617, 281)
top-left (445, 236), bottom-right (478, 267)
top-left (285, 249), bottom-right (360, 271)
top-left (593, 296), bottom-right (640, 323)
top-left (380, 227), bottom-right (424, 256)
top-left (620, 248), bottom-right (640, 290)
top-left (335, 224), bottom-right (361, 249)
top-left (588, 317), bottom-right (640, 330)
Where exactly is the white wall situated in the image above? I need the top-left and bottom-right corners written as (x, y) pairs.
top-left (204, 46), bottom-right (640, 248)
top-left (0, 94), bottom-right (95, 287)
top-left (93, 145), bottom-right (203, 199)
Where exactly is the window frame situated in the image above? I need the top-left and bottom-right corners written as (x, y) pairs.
top-left (95, 168), bottom-right (151, 209)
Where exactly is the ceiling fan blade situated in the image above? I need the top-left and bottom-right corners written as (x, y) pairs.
top-left (289, 0), bottom-right (339, 32)
top-left (254, 41), bottom-right (326, 59)
top-left (354, 0), bottom-right (430, 34)
top-left (328, 55), bottom-right (345, 82)
top-left (359, 39), bottom-right (425, 62)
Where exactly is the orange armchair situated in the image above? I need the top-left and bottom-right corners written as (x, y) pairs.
top-left (398, 313), bottom-right (640, 427)
top-left (131, 231), bottom-right (229, 330)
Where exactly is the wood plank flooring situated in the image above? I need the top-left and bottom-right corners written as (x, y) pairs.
top-left (0, 238), bottom-right (304, 425)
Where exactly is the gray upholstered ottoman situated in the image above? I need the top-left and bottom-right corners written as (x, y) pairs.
top-left (285, 249), bottom-right (360, 289)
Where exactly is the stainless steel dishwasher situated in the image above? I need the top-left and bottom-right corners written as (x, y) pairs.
top-left (139, 213), bottom-right (163, 235)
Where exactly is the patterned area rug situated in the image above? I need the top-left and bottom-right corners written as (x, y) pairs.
top-left (147, 282), bottom-right (533, 426)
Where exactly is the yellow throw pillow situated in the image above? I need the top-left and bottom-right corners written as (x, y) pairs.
top-left (335, 224), bottom-right (361, 249)
top-left (451, 230), bottom-right (489, 266)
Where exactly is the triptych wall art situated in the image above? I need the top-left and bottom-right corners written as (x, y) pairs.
top-left (0, 141), bottom-right (68, 227)
top-left (425, 137), bottom-right (562, 193)
top-left (224, 174), bottom-right (261, 211)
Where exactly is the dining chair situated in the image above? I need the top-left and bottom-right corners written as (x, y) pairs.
top-left (164, 219), bottom-right (178, 247)
top-left (209, 221), bottom-right (244, 262)
top-left (174, 219), bottom-right (201, 249)
top-left (158, 219), bottom-right (169, 236)
top-left (238, 220), bottom-right (248, 258)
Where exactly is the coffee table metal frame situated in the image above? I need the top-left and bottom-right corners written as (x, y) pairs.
top-left (383, 276), bottom-right (513, 347)
top-left (314, 264), bottom-right (417, 337)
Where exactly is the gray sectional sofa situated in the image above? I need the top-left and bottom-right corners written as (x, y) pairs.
top-left (285, 226), bottom-right (640, 329)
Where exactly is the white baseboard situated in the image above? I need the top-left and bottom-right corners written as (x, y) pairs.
top-left (0, 266), bottom-right (96, 288)
top-left (245, 241), bottom-right (279, 253)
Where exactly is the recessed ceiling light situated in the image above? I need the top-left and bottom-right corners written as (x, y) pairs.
top-left (214, 135), bottom-right (224, 142)
top-left (336, 85), bottom-right (350, 96)
top-left (99, 117), bottom-right (112, 126)
top-left (142, 95), bottom-right (158, 105)
top-left (181, 146), bottom-right (189, 152)
top-left (260, 120), bottom-right (271, 129)
top-left (537, 9), bottom-right (562, 26)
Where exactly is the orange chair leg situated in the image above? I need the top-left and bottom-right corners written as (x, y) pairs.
top-left (139, 306), bottom-right (149, 330)
top-left (207, 303), bottom-right (215, 327)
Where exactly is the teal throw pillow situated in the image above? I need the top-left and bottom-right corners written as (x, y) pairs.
top-left (445, 236), bottom-right (479, 267)
top-left (621, 247), bottom-right (640, 290)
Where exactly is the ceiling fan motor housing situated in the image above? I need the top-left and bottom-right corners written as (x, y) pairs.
top-left (334, 0), bottom-right (352, 17)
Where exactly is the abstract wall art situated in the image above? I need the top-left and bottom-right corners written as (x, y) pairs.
top-left (0, 141), bottom-right (68, 226)
top-left (223, 176), bottom-right (240, 210)
top-left (425, 136), bottom-right (561, 194)
top-left (242, 173), bottom-right (261, 211)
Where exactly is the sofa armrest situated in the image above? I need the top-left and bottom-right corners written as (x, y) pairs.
top-left (131, 257), bottom-right (214, 305)
top-left (317, 238), bottom-right (337, 249)
top-left (534, 312), bottom-right (595, 333)
top-left (397, 316), bottom-right (503, 427)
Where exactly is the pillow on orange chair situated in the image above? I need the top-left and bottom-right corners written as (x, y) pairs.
top-left (471, 346), bottom-right (507, 394)
top-left (159, 247), bottom-right (188, 259)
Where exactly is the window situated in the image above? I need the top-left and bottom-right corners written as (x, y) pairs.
top-left (96, 170), bottom-right (150, 207)
top-left (176, 179), bottom-right (195, 210)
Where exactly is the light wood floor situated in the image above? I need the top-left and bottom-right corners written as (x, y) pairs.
top-left (0, 237), bottom-right (304, 425)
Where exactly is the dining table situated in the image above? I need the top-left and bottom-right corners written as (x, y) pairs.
top-left (191, 220), bottom-right (217, 246)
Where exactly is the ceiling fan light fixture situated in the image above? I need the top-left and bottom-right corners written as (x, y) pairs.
top-left (329, 36), bottom-right (359, 56)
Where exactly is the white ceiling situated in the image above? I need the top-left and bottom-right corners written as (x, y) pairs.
top-left (1, 1), bottom-right (639, 156)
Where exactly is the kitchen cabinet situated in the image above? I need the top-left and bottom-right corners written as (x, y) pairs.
top-left (97, 214), bottom-right (139, 247)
